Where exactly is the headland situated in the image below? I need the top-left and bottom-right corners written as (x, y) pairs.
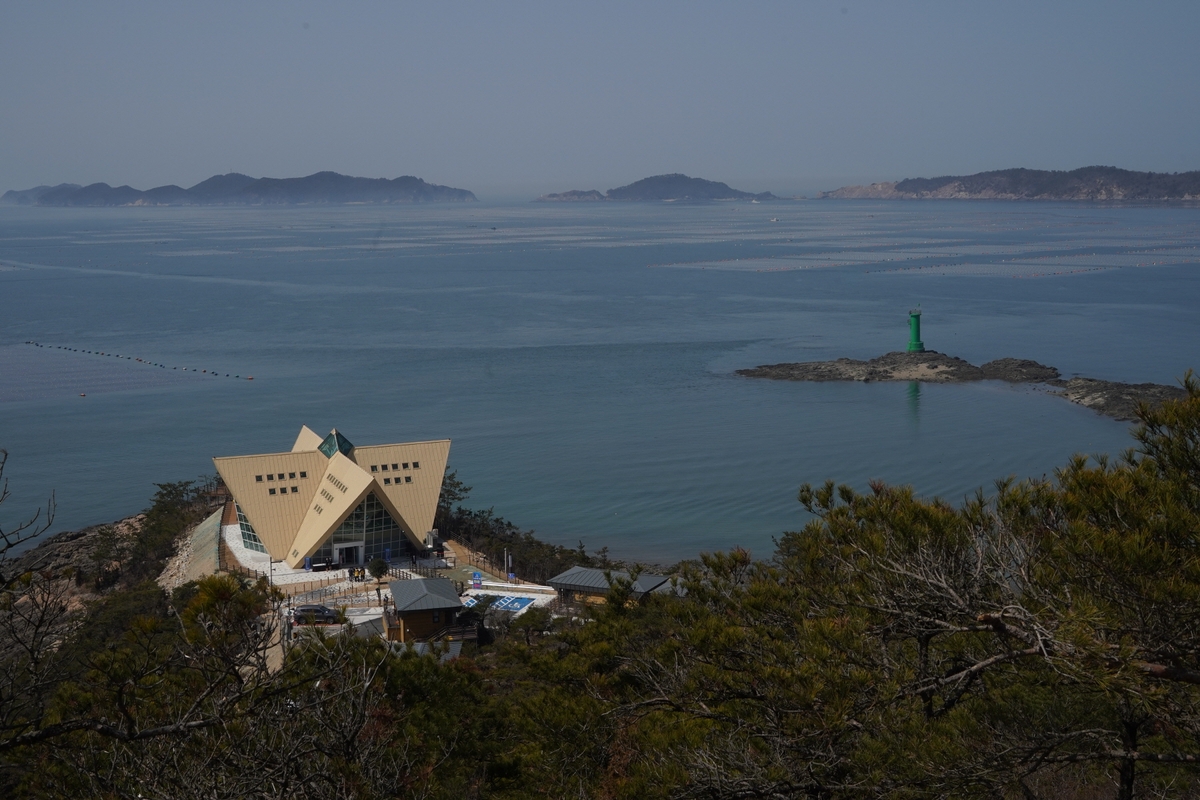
top-left (819, 166), bottom-right (1200, 202)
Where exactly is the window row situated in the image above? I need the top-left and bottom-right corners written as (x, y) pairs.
top-left (369, 461), bottom-right (419, 473)
top-left (269, 486), bottom-right (299, 496)
top-left (382, 476), bottom-right (412, 485)
top-left (326, 474), bottom-right (349, 493)
top-left (256, 471), bottom-right (308, 482)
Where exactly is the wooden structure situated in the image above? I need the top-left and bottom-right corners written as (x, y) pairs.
top-left (382, 578), bottom-right (464, 643)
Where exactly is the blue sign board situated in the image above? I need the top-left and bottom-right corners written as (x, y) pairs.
top-left (492, 596), bottom-right (535, 612)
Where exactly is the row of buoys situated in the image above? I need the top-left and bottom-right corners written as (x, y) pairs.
top-left (23, 341), bottom-right (253, 380)
top-left (1013, 267), bottom-right (1111, 278)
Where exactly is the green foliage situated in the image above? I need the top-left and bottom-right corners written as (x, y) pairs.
top-left (88, 525), bottom-right (120, 591)
top-left (435, 468), bottom-right (472, 526)
top-left (437, 468), bottom-right (622, 583)
top-left (8, 378), bottom-right (1200, 798)
top-left (367, 557), bottom-right (388, 580)
top-left (440, 504), bottom-right (594, 583)
top-left (53, 580), bottom-right (170, 679)
top-left (123, 480), bottom-right (209, 585)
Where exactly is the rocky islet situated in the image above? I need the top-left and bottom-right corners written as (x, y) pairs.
top-left (737, 350), bottom-right (1186, 421)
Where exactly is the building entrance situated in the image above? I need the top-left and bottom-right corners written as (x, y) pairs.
top-left (334, 542), bottom-right (364, 566)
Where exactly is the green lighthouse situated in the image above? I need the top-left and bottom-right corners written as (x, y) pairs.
top-left (907, 307), bottom-right (925, 353)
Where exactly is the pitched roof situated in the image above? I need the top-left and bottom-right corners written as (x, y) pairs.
top-left (214, 427), bottom-right (450, 568)
top-left (318, 429), bottom-right (355, 458)
top-left (547, 565), bottom-right (672, 598)
top-left (389, 577), bottom-right (463, 612)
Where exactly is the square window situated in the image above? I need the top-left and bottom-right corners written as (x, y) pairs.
top-left (405, 476), bottom-right (412, 484)
top-left (371, 465), bottom-right (378, 473)
top-left (277, 473), bottom-right (285, 480)
top-left (413, 461), bottom-right (420, 469)
top-left (402, 462), bottom-right (409, 470)
top-left (269, 488), bottom-right (276, 495)
top-left (383, 478), bottom-right (391, 485)
top-left (289, 472), bottom-right (296, 479)
top-left (391, 463), bottom-right (398, 470)
top-left (291, 486), bottom-right (298, 493)
top-left (381, 464), bottom-right (388, 471)
top-left (267, 474), bottom-right (274, 481)
top-left (255, 475), bottom-right (263, 482)
top-left (299, 471), bottom-right (307, 478)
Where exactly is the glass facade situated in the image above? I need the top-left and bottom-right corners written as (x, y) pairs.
top-left (310, 492), bottom-right (413, 565)
top-left (235, 503), bottom-right (267, 554)
top-left (318, 430), bottom-right (355, 459)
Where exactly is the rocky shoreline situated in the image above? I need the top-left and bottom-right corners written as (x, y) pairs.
top-left (737, 351), bottom-right (1186, 421)
top-left (6, 514), bottom-right (144, 578)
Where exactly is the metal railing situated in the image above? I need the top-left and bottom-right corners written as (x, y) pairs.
top-left (278, 575), bottom-right (349, 600)
top-left (386, 564), bottom-right (444, 580)
top-left (289, 583), bottom-right (349, 605)
top-left (427, 624), bottom-right (478, 642)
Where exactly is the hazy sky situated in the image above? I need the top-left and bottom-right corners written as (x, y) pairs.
top-left (3, 2), bottom-right (1199, 198)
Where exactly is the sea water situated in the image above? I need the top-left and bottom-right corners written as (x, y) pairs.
top-left (1, 201), bottom-right (1198, 563)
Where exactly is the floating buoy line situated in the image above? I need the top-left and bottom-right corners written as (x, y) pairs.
top-left (22, 341), bottom-right (253, 380)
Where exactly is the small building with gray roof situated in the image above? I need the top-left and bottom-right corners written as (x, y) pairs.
top-left (547, 565), bottom-right (673, 605)
top-left (384, 577), bottom-right (463, 642)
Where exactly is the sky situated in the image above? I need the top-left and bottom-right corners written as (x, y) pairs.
top-left (2, 1), bottom-right (1199, 199)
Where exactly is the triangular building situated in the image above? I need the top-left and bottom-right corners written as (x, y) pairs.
top-left (214, 427), bottom-right (449, 568)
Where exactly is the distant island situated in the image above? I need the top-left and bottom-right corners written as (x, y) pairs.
top-left (738, 350), bottom-right (1186, 421)
top-left (537, 173), bottom-right (777, 202)
top-left (820, 166), bottom-right (1200, 201)
top-left (1, 171), bottom-right (477, 206)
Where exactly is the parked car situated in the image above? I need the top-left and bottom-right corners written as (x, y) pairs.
top-left (293, 604), bottom-right (339, 625)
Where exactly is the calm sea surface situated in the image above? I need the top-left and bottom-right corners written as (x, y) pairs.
top-left (2, 201), bottom-right (1198, 563)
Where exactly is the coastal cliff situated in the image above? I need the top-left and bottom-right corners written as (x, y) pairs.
top-left (820, 166), bottom-right (1200, 202)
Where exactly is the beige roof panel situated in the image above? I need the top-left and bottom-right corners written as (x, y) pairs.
top-left (292, 425), bottom-right (324, 453)
top-left (213, 451), bottom-right (329, 559)
top-left (285, 452), bottom-right (374, 567)
top-left (351, 440), bottom-right (450, 540)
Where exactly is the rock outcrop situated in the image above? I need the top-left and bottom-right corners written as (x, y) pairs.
top-left (738, 351), bottom-right (1185, 421)
top-left (1048, 377), bottom-right (1187, 421)
top-left (5, 515), bottom-right (144, 582)
top-left (737, 351), bottom-right (1060, 384)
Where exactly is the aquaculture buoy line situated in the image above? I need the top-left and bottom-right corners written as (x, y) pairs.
top-left (22, 341), bottom-right (254, 380)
